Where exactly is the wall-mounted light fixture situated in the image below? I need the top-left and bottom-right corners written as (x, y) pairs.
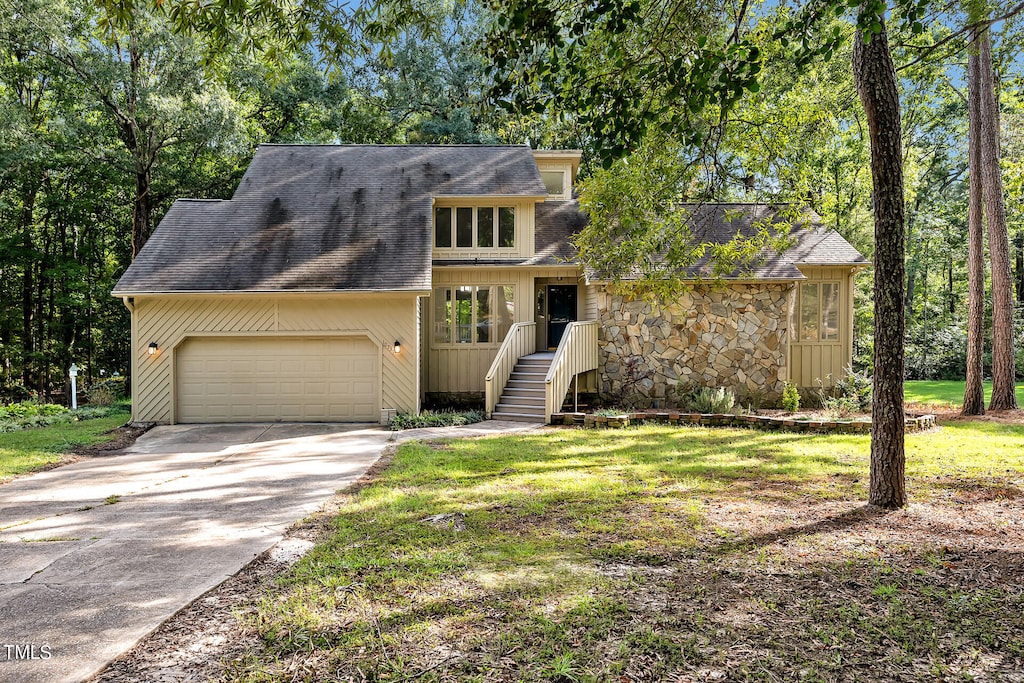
top-left (148, 342), bottom-right (159, 356)
top-left (392, 340), bottom-right (402, 354)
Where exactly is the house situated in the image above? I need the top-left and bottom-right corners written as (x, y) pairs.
top-left (112, 144), bottom-right (868, 425)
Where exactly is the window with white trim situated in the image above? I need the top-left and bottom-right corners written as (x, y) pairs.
top-left (799, 282), bottom-right (841, 342)
top-left (433, 285), bottom-right (515, 345)
top-left (434, 206), bottom-right (515, 249)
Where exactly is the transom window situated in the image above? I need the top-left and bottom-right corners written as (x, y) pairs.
top-left (799, 282), bottom-right (840, 342)
top-left (433, 285), bottom-right (515, 345)
top-left (434, 206), bottom-right (515, 249)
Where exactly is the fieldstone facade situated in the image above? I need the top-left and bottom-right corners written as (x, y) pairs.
top-left (597, 284), bottom-right (793, 404)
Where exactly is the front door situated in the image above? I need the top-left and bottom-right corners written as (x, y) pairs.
top-left (547, 285), bottom-right (577, 348)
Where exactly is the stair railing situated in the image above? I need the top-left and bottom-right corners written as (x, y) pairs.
top-left (485, 322), bottom-right (537, 417)
top-left (544, 321), bottom-right (599, 423)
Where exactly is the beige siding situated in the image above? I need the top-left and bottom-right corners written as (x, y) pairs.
top-left (788, 267), bottom-right (856, 388)
top-left (131, 294), bottom-right (419, 423)
top-left (428, 267), bottom-right (581, 393)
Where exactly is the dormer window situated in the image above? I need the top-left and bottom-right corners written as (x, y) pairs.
top-left (435, 205), bottom-right (515, 249)
top-left (541, 171), bottom-right (566, 197)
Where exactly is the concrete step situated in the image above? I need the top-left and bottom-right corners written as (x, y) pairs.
top-left (490, 411), bottom-right (547, 423)
top-left (495, 403), bottom-right (546, 415)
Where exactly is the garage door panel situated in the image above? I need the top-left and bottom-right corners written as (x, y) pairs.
top-left (176, 336), bottom-right (378, 423)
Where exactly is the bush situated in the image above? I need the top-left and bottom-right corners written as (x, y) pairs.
top-left (815, 366), bottom-right (871, 417)
top-left (0, 401), bottom-right (67, 421)
top-left (689, 386), bottom-right (736, 414)
top-left (821, 395), bottom-right (860, 419)
top-left (0, 402), bottom-right (128, 433)
top-left (86, 384), bottom-right (116, 406)
top-left (781, 382), bottom-right (800, 412)
top-left (388, 410), bottom-right (485, 431)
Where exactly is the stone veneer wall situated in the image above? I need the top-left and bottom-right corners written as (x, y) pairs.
top-left (597, 284), bottom-right (793, 404)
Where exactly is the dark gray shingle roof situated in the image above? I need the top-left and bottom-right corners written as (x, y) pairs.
top-left (589, 203), bottom-right (868, 281)
top-left (113, 144), bottom-right (547, 294)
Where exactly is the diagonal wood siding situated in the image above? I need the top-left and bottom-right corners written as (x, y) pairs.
top-left (132, 294), bottom-right (419, 423)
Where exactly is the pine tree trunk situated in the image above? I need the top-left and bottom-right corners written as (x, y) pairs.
top-left (978, 27), bottom-right (1018, 410)
top-left (963, 32), bottom-right (987, 416)
top-left (853, 9), bottom-right (907, 509)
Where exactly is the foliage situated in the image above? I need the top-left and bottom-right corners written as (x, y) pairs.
top-left (816, 367), bottom-right (872, 416)
top-left (0, 411), bottom-right (128, 479)
top-left (0, 402), bottom-right (129, 433)
top-left (782, 381), bottom-right (801, 412)
top-left (388, 409), bottom-right (485, 431)
top-left (688, 386), bottom-right (737, 414)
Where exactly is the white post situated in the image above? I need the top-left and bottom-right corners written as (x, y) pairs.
top-left (69, 363), bottom-right (79, 410)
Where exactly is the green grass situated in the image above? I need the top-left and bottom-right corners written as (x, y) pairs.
top-left (905, 379), bottom-right (1024, 407)
top-left (228, 423), bottom-right (1024, 682)
top-left (0, 413), bottom-right (128, 481)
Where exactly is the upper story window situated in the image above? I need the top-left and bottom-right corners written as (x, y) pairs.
top-left (799, 282), bottom-right (840, 342)
top-left (434, 206), bottom-right (515, 249)
top-left (541, 171), bottom-right (566, 197)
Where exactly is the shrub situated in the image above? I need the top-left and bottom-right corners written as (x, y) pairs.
top-left (689, 386), bottom-right (736, 414)
top-left (833, 366), bottom-right (872, 411)
top-left (0, 402), bottom-right (128, 433)
top-left (781, 382), bottom-right (800, 412)
top-left (822, 395), bottom-right (860, 419)
top-left (86, 384), bottom-right (116, 407)
top-left (388, 410), bottom-right (485, 431)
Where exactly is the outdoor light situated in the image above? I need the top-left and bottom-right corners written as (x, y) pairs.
top-left (148, 342), bottom-right (159, 355)
top-left (393, 340), bottom-right (401, 354)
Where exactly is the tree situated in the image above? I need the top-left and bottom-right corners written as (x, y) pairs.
top-left (976, 20), bottom-right (1018, 410)
top-left (963, 16), bottom-right (987, 415)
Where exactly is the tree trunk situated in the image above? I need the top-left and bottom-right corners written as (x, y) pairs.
top-left (963, 31), bottom-right (987, 416)
top-left (978, 27), bottom-right (1017, 410)
top-left (132, 162), bottom-right (152, 258)
top-left (853, 8), bottom-right (906, 509)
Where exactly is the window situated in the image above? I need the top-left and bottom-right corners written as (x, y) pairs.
top-left (799, 282), bottom-right (841, 342)
top-left (541, 170), bottom-right (565, 196)
top-left (433, 285), bottom-right (515, 345)
top-left (434, 206), bottom-right (515, 249)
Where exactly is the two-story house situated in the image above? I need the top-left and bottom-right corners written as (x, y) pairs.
top-left (112, 144), bottom-right (867, 424)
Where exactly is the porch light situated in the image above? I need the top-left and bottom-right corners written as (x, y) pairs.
top-left (393, 340), bottom-right (401, 354)
top-left (148, 342), bottom-right (159, 356)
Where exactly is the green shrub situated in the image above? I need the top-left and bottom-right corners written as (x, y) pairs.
top-left (0, 402), bottom-right (128, 433)
top-left (86, 384), bottom-right (116, 406)
top-left (834, 366), bottom-right (872, 411)
top-left (0, 401), bottom-right (67, 421)
top-left (781, 382), bottom-right (800, 412)
top-left (388, 410), bottom-right (485, 431)
top-left (821, 395), bottom-right (860, 419)
top-left (689, 386), bottom-right (736, 414)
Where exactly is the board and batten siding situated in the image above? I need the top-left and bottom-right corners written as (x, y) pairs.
top-left (130, 294), bottom-right (419, 423)
top-left (426, 266), bottom-right (582, 393)
top-left (788, 266), bottom-right (857, 388)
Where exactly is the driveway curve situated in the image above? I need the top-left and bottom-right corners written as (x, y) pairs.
top-left (0, 423), bottom-right (391, 683)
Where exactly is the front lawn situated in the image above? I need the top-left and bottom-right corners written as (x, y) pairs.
top-left (905, 379), bottom-right (1024, 408)
top-left (0, 410), bottom-right (129, 481)
top-left (228, 423), bottom-right (1024, 682)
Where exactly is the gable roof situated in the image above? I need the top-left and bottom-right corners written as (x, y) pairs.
top-left (113, 144), bottom-right (548, 295)
top-left (587, 203), bottom-right (868, 282)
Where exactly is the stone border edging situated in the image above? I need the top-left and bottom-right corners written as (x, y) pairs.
top-left (550, 411), bottom-right (936, 434)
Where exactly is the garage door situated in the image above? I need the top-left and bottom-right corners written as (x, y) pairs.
top-left (176, 336), bottom-right (379, 423)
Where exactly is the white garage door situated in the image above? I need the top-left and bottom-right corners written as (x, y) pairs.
top-left (176, 336), bottom-right (379, 423)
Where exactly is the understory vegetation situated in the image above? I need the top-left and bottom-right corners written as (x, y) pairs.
top-left (389, 410), bottom-right (486, 431)
top-left (225, 424), bottom-right (1024, 682)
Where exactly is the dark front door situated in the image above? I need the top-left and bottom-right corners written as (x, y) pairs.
top-left (547, 285), bottom-right (577, 348)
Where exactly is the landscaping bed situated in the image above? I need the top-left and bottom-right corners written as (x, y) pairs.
top-left (553, 409), bottom-right (936, 433)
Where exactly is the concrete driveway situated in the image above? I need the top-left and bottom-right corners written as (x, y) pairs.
top-left (0, 423), bottom-right (392, 683)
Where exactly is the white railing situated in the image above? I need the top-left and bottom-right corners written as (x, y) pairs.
top-left (485, 322), bottom-right (537, 416)
top-left (545, 321), bottom-right (599, 423)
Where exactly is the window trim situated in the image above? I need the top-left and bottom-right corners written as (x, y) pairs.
top-left (431, 284), bottom-right (516, 348)
top-left (797, 281), bottom-right (842, 344)
top-left (433, 204), bottom-right (516, 251)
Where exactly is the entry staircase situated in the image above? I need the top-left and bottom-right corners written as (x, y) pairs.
top-left (491, 353), bottom-right (554, 422)
top-left (485, 320), bottom-right (600, 424)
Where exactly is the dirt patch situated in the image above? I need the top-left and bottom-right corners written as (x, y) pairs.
top-left (74, 422), bottom-right (153, 457)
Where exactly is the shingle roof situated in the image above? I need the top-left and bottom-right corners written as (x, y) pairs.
top-left (588, 203), bottom-right (868, 281)
top-left (113, 144), bottom-right (548, 294)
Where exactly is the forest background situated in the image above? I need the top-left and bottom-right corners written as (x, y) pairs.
top-left (0, 0), bottom-right (1021, 402)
